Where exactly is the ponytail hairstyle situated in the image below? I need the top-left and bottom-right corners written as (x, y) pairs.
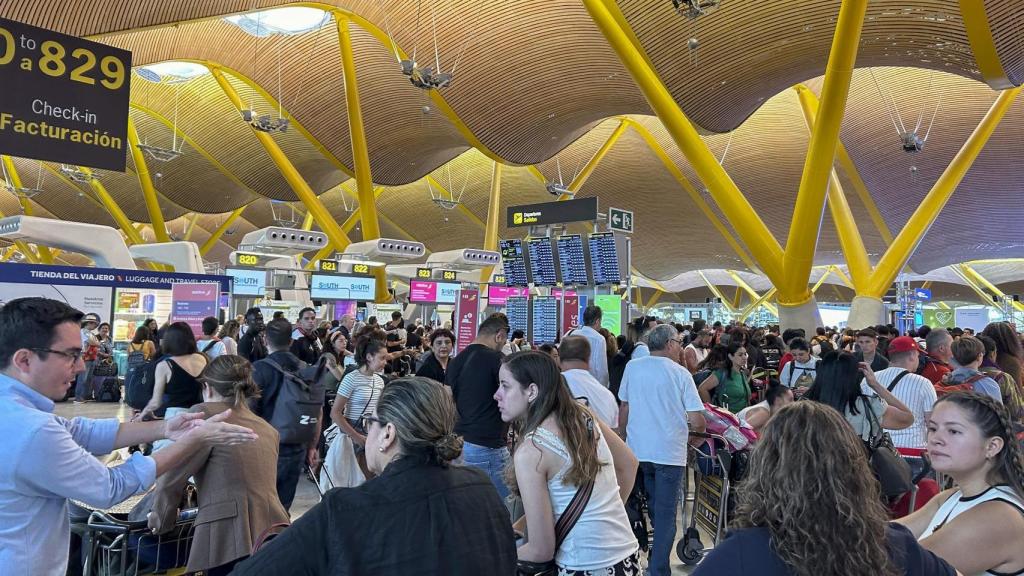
top-left (200, 355), bottom-right (261, 409)
top-left (934, 392), bottom-right (1024, 500)
top-left (501, 351), bottom-right (602, 495)
top-left (355, 337), bottom-right (387, 368)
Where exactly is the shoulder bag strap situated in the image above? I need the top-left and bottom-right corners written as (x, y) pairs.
top-left (553, 479), bottom-right (595, 550)
top-left (886, 370), bottom-right (911, 392)
top-left (862, 395), bottom-right (883, 444)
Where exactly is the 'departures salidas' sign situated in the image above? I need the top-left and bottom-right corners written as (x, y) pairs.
top-left (0, 17), bottom-right (131, 171)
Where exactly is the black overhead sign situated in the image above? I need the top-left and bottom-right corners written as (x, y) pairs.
top-left (0, 17), bottom-right (132, 171)
top-left (507, 197), bottom-right (598, 228)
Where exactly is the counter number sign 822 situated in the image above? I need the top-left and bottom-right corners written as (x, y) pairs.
top-left (0, 17), bottom-right (132, 171)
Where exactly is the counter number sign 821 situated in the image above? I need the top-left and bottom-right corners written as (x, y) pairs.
top-left (0, 17), bottom-right (131, 171)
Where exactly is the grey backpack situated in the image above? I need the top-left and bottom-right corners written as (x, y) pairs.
top-left (260, 358), bottom-right (326, 445)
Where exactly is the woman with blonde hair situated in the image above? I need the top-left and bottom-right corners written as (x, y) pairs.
top-left (234, 376), bottom-right (517, 575)
top-left (148, 355), bottom-right (288, 576)
top-left (495, 351), bottom-right (640, 575)
top-left (695, 401), bottom-right (956, 576)
top-left (216, 319), bottom-right (240, 356)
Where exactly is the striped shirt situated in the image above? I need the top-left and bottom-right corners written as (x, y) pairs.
top-left (871, 367), bottom-right (937, 449)
top-left (337, 370), bottom-right (385, 421)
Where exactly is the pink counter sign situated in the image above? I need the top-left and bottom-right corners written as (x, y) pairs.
top-left (409, 280), bottom-right (439, 303)
top-left (455, 290), bottom-right (480, 354)
top-left (170, 283), bottom-right (220, 339)
top-left (487, 285), bottom-right (528, 306)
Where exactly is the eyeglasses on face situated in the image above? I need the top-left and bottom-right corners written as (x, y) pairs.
top-left (360, 414), bottom-right (385, 430)
top-left (31, 348), bottom-right (83, 362)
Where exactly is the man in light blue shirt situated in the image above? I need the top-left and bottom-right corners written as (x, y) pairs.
top-left (572, 305), bottom-right (610, 387)
top-left (0, 298), bottom-right (259, 576)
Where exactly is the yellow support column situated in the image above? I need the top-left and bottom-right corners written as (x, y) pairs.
top-left (582, 0), bottom-right (785, 282)
top-left (952, 266), bottom-right (997, 305)
top-left (78, 167), bottom-right (145, 245)
top-left (726, 270), bottom-right (779, 316)
top-left (335, 12), bottom-right (386, 301)
top-left (646, 290), bottom-right (664, 309)
top-left (811, 266), bottom-right (835, 294)
top-left (795, 86), bottom-right (872, 289)
top-left (741, 287), bottom-right (778, 322)
top-left (301, 211), bottom-right (315, 231)
top-left (126, 118), bottom-right (171, 243)
top-left (959, 0), bottom-right (1014, 90)
top-left (200, 207), bottom-right (245, 256)
top-left (866, 88), bottom-right (1021, 297)
top-left (960, 264), bottom-right (1024, 312)
top-left (698, 271), bottom-right (736, 314)
top-left (480, 161), bottom-right (503, 283)
top-left (1, 156), bottom-right (52, 263)
top-left (183, 213), bottom-right (199, 241)
top-left (781, 0), bottom-right (868, 301)
top-left (559, 120), bottom-right (629, 200)
top-left (731, 286), bottom-right (743, 310)
top-left (211, 67), bottom-right (351, 256)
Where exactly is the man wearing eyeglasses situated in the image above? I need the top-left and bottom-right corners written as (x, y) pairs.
top-left (617, 324), bottom-right (706, 576)
top-left (0, 297), bottom-right (260, 576)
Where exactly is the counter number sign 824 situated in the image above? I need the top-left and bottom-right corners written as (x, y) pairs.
top-left (0, 17), bottom-right (132, 171)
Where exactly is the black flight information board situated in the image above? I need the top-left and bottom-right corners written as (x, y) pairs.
top-left (556, 234), bottom-right (589, 286)
top-left (506, 296), bottom-right (529, 339)
top-left (588, 232), bottom-right (621, 285)
top-left (526, 237), bottom-right (558, 286)
top-left (499, 239), bottom-right (529, 287)
top-left (531, 296), bottom-right (559, 345)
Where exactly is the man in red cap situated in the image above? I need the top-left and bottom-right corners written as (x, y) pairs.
top-left (866, 336), bottom-right (937, 461)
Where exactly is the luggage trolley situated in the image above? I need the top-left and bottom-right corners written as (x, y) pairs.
top-left (81, 507), bottom-right (198, 576)
top-left (678, 431), bottom-right (733, 566)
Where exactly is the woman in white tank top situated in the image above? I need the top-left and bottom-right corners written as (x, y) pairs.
top-left (494, 351), bottom-right (641, 575)
top-left (896, 392), bottom-right (1024, 576)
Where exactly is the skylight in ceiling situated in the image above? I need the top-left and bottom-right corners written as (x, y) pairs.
top-left (225, 7), bottom-right (331, 37)
top-left (135, 61), bottom-right (209, 83)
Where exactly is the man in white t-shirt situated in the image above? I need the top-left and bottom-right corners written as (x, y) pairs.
top-left (618, 324), bottom-right (705, 576)
top-left (558, 336), bottom-right (618, 428)
top-left (571, 305), bottom-right (610, 387)
top-left (195, 316), bottom-right (226, 359)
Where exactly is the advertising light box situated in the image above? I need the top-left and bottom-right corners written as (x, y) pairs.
top-left (225, 268), bottom-right (266, 296)
top-left (487, 285), bottom-right (529, 306)
top-left (310, 273), bottom-right (375, 301)
top-left (409, 280), bottom-right (460, 304)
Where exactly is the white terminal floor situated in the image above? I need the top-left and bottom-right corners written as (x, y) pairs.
top-left (55, 400), bottom-right (705, 574)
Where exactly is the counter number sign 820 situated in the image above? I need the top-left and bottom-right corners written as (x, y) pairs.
top-left (0, 26), bottom-right (125, 89)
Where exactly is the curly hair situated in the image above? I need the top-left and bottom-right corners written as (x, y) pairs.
top-left (732, 401), bottom-right (898, 576)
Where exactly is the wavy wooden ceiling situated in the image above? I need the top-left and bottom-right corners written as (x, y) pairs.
top-left (0, 0), bottom-right (1022, 290)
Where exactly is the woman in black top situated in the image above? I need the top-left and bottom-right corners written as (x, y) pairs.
top-left (416, 328), bottom-right (455, 384)
top-left (693, 401), bottom-right (956, 576)
top-left (233, 377), bottom-right (517, 575)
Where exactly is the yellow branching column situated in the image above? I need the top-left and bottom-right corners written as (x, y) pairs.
top-left (126, 118), bottom-right (170, 243)
top-left (1, 156), bottom-right (52, 263)
top-left (480, 161), bottom-right (503, 284)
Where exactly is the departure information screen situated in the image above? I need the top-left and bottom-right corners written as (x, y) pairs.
top-left (556, 234), bottom-right (589, 286)
top-left (531, 296), bottom-right (559, 345)
top-left (526, 237), bottom-right (558, 286)
top-left (506, 297), bottom-right (529, 338)
top-left (588, 232), bottom-right (621, 285)
top-left (499, 239), bottom-right (529, 287)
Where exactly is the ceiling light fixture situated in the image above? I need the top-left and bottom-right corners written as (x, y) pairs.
top-left (672, 0), bottom-right (722, 19)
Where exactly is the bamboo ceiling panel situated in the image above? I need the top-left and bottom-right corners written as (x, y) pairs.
top-left (130, 74), bottom-right (296, 200)
top-left (624, 0), bottom-right (977, 133)
top-left (828, 68), bottom-right (1024, 272)
top-left (129, 108), bottom-right (259, 213)
top-left (985, 1), bottom-right (1024, 86)
top-left (532, 119), bottom-right (622, 191)
top-left (375, 182), bottom-right (483, 253)
top-left (8, 157), bottom-right (118, 227)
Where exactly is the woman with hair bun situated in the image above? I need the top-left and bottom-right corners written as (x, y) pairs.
top-left (897, 391), bottom-right (1024, 575)
top-left (147, 355), bottom-right (288, 576)
top-left (694, 401), bottom-right (956, 576)
top-left (234, 376), bottom-right (517, 576)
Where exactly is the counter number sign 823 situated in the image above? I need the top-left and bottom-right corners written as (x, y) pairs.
top-left (0, 17), bottom-right (132, 171)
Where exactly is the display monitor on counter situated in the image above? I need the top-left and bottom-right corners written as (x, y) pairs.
top-left (225, 267), bottom-right (267, 296)
top-left (309, 273), bottom-right (376, 301)
top-left (409, 280), bottom-right (461, 304)
top-left (487, 285), bottom-right (529, 306)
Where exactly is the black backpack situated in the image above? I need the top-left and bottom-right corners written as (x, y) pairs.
top-left (97, 377), bottom-right (121, 403)
top-left (125, 355), bottom-right (168, 411)
top-left (259, 358), bottom-right (326, 446)
top-left (609, 341), bottom-right (637, 400)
